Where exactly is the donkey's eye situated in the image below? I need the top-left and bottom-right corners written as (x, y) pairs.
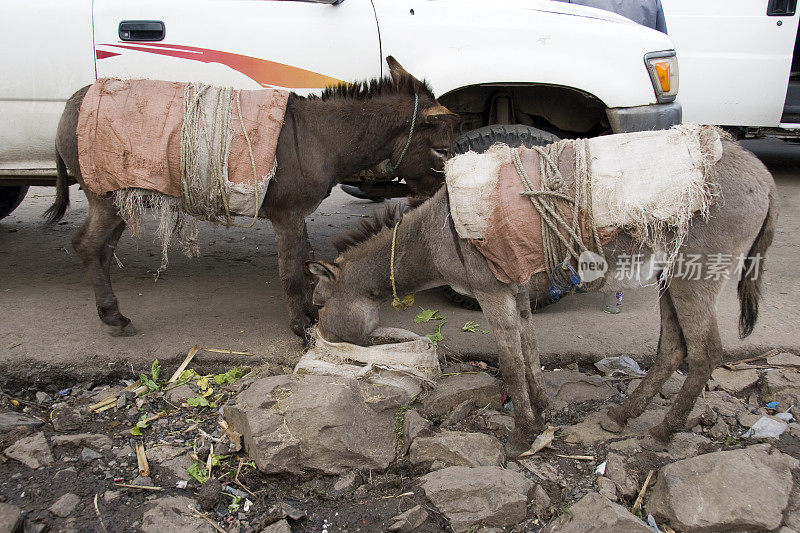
top-left (431, 147), bottom-right (450, 159)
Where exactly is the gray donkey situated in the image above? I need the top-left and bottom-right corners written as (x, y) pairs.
top-left (46, 58), bottom-right (458, 341)
top-left (308, 139), bottom-right (776, 442)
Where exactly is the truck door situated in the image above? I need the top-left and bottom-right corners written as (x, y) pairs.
top-left (661, 0), bottom-right (799, 127)
top-left (93, 0), bottom-right (382, 94)
top-left (0, 0), bottom-right (95, 172)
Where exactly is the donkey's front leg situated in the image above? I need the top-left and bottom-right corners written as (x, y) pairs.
top-left (474, 286), bottom-right (541, 435)
top-left (272, 215), bottom-right (315, 340)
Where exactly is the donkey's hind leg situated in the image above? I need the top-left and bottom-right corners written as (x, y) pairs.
top-left (516, 288), bottom-right (548, 424)
top-left (475, 285), bottom-right (542, 434)
top-left (649, 280), bottom-right (724, 442)
top-left (72, 195), bottom-right (134, 336)
top-left (601, 291), bottom-right (686, 433)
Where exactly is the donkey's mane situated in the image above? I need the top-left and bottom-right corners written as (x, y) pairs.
top-left (314, 75), bottom-right (435, 102)
top-left (332, 196), bottom-right (427, 254)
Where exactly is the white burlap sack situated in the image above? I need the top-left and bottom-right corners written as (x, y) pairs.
top-left (295, 328), bottom-right (440, 397)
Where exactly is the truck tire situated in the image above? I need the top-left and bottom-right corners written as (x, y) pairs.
top-left (444, 125), bottom-right (559, 312)
top-left (0, 186), bottom-right (28, 220)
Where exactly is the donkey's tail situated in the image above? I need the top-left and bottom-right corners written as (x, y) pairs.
top-left (43, 146), bottom-right (70, 225)
top-left (738, 185), bottom-right (777, 338)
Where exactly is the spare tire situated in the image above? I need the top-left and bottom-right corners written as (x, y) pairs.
top-left (444, 125), bottom-right (560, 312)
top-left (0, 186), bottom-right (28, 220)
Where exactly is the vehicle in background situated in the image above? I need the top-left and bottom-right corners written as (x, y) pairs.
top-left (0, 0), bottom-right (678, 218)
top-left (661, 0), bottom-right (800, 139)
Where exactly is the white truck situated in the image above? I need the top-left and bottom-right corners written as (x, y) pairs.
top-left (0, 0), bottom-right (679, 218)
top-left (662, 0), bottom-right (800, 138)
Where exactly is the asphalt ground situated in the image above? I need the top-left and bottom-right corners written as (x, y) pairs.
top-left (1, 138), bottom-right (798, 386)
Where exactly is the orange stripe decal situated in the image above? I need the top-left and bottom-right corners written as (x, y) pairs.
top-left (98, 42), bottom-right (344, 89)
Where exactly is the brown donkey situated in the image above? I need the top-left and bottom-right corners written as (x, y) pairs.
top-left (308, 139), bottom-right (776, 442)
top-left (46, 58), bottom-right (458, 340)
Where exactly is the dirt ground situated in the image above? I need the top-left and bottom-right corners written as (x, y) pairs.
top-left (2, 138), bottom-right (799, 390)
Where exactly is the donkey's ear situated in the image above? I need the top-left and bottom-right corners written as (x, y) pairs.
top-left (423, 103), bottom-right (460, 124)
top-left (307, 261), bottom-right (339, 281)
top-left (386, 56), bottom-right (422, 89)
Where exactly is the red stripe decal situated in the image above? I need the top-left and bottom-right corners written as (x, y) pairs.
top-left (98, 42), bottom-right (344, 89)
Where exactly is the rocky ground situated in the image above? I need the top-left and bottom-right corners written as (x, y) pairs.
top-left (2, 348), bottom-right (800, 533)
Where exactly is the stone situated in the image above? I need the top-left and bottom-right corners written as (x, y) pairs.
top-left (481, 410), bottom-right (515, 436)
top-left (660, 372), bottom-right (686, 397)
top-left (34, 392), bottom-right (51, 404)
top-left (738, 412), bottom-right (763, 428)
top-left (561, 412), bottom-right (617, 445)
top-left (53, 467), bottom-right (78, 484)
top-left (131, 475), bottom-right (153, 487)
top-left (767, 352), bottom-right (800, 368)
top-left (607, 438), bottom-right (641, 455)
top-left (705, 418), bottom-right (729, 439)
top-left (156, 454), bottom-right (193, 481)
top-left (410, 431), bottom-right (504, 470)
top-left (532, 484), bottom-right (551, 514)
top-left (401, 409), bottom-right (431, 455)
top-left (544, 370), bottom-right (617, 408)
top-left (164, 384), bottom-right (195, 405)
top-left (141, 496), bottom-right (215, 533)
top-left (711, 367), bottom-right (760, 394)
top-left (418, 373), bottom-right (502, 419)
top-left (421, 466), bottom-right (534, 532)
top-left (0, 502), bottom-right (22, 533)
top-left (3, 431), bottom-right (53, 469)
top-left (666, 432), bottom-right (710, 460)
top-left (333, 471), bottom-right (358, 492)
top-left (51, 433), bottom-right (113, 451)
top-left (648, 445), bottom-right (799, 531)
top-left (517, 458), bottom-right (564, 486)
top-left (703, 390), bottom-right (745, 418)
top-left (596, 476), bottom-right (618, 501)
top-left (80, 447), bottom-right (102, 462)
top-left (441, 399), bottom-right (474, 428)
top-left (388, 505), bottom-right (429, 532)
top-left (223, 375), bottom-right (407, 475)
top-left (103, 491), bottom-right (120, 503)
top-left (146, 445), bottom-right (186, 463)
top-left (48, 493), bottom-right (81, 518)
top-left (51, 407), bottom-right (82, 432)
top-left (604, 452), bottom-right (637, 498)
top-left (260, 520), bottom-right (292, 533)
top-left (762, 369), bottom-right (800, 408)
top-left (784, 487), bottom-right (800, 531)
top-left (542, 492), bottom-right (651, 533)
top-left (0, 410), bottom-right (44, 448)
top-left (197, 478), bottom-right (221, 511)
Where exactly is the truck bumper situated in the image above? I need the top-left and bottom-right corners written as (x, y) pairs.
top-left (606, 101), bottom-right (682, 133)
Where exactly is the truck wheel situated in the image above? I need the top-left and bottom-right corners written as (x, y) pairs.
top-left (444, 125), bottom-right (560, 312)
top-left (0, 186), bottom-right (28, 220)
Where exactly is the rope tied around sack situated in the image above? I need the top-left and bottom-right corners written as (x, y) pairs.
top-left (511, 140), bottom-right (606, 293)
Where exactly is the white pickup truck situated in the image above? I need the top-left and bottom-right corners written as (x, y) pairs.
top-left (0, 0), bottom-right (679, 218)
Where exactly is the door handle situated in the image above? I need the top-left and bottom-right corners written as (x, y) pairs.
top-left (767, 0), bottom-right (797, 16)
top-left (119, 21), bottom-right (165, 41)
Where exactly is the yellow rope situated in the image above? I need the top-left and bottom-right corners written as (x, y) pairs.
top-left (390, 220), bottom-right (414, 310)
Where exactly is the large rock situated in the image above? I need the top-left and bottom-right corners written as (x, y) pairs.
top-left (542, 492), bottom-right (651, 533)
top-left (0, 411), bottom-right (44, 448)
top-left (544, 370), bottom-right (617, 408)
top-left (767, 352), bottom-right (800, 368)
top-left (51, 433), bottom-right (113, 451)
top-left (410, 431), bottom-right (504, 470)
top-left (762, 369), bottom-right (800, 408)
top-left (223, 375), bottom-right (407, 475)
top-left (401, 409), bottom-right (431, 455)
top-left (711, 367), bottom-right (760, 394)
top-left (421, 466), bottom-right (534, 532)
top-left (3, 431), bottom-right (53, 469)
top-left (141, 496), bottom-right (215, 533)
top-left (0, 502), bottom-right (22, 533)
top-left (418, 373), bottom-right (502, 419)
top-left (648, 445), bottom-right (798, 531)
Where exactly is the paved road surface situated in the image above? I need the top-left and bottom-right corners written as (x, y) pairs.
top-left (1, 139), bottom-right (798, 386)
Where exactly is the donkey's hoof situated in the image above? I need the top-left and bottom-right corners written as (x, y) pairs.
top-left (647, 424), bottom-right (672, 445)
top-left (600, 414), bottom-right (624, 434)
top-left (108, 323), bottom-right (137, 337)
top-left (640, 434), bottom-right (669, 452)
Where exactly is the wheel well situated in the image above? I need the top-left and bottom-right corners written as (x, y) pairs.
top-left (438, 84), bottom-right (610, 138)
